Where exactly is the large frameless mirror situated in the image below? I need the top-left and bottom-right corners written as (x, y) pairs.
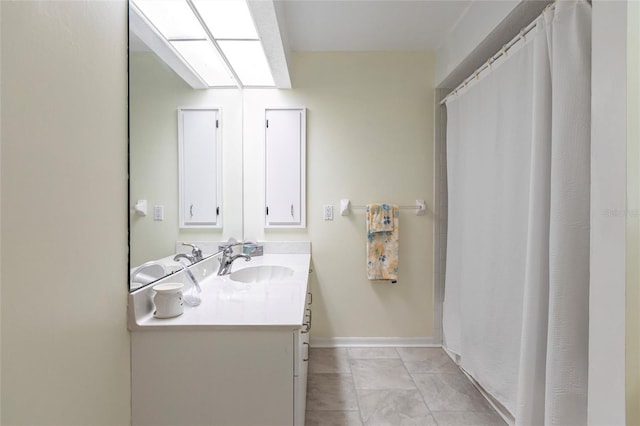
top-left (128, 0), bottom-right (250, 291)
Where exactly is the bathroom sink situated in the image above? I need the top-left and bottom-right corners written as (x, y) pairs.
top-left (229, 265), bottom-right (295, 283)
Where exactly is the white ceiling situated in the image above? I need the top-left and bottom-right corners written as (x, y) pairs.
top-left (279, 0), bottom-right (474, 51)
top-left (130, 1), bottom-right (475, 53)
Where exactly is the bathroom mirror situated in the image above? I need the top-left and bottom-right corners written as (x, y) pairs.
top-left (128, 22), bottom-right (244, 291)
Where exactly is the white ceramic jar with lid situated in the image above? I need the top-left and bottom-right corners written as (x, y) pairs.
top-left (153, 282), bottom-right (184, 318)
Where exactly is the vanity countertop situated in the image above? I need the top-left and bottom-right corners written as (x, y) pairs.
top-left (128, 253), bottom-right (311, 331)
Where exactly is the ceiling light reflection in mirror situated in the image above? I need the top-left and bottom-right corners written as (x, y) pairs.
top-left (192, 0), bottom-right (258, 39)
top-left (219, 41), bottom-right (275, 87)
top-left (133, 0), bottom-right (205, 39)
top-left (131, 0), bottom-right (275, 88)
top-left (171, 40), bottom-right (236, 86)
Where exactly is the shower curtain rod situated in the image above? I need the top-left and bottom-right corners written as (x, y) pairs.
top-left (439, 1), bottom-right (556, 106)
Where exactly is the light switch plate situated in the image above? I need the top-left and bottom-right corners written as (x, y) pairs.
top-left (323, 205), bottom-right (334, 220)
top-left (154, 205), bottom-right (164, 221)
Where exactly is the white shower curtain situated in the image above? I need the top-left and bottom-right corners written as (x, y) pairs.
top-left (442, 1), bottom-right (591, 425)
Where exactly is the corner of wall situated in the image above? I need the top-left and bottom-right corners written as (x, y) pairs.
top-left (433, 88), bottom-right (449, 345)
top-left (0, 1), bottom-right (3, 419)
top-left (626, 1), bottom-right (640, 424)
top-left (589, 1), bottom-right (628, 424)
top-left (434, 0), bottom-right (550, 89)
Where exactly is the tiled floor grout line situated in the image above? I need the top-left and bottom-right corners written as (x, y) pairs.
top-left (348, 347), bottom-right (398, 425)
top-left (345, 350), bottom-right (366, 425)
top-left (352, 347), bottom-right (433, 426)
top-left (399, 349), bottom-right (440, 426)
top-left (306, 346), bottom-right (506, 426)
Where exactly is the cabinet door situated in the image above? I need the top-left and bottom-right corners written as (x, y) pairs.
top-left (265, 108), bottom-right (306, 228)
top-left (132, 330), bottom-right (294, 426)
top-left (178, 107), bottom-right (222, 228)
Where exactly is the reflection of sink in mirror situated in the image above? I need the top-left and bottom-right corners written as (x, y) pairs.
top-left (229, 265), bottom-right (294, 284)
top-left (130, 261), bottom-right (167, 288)
top-left (130, 259), bottom-right (184, 290)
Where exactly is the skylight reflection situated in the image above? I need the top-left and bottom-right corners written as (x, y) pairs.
top-left (132, 0), bottom-right (276, 88)
top-left (133, 0), bottom-right (206, 40)
top-left (192, 0), bottom-right (259, 40)
top-left (171, 41), bottom-right (236, 87)
top-left (218, 40), bottom-right (275, 87)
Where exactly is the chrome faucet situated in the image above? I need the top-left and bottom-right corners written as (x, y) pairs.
top-left (173, 243), bottom-right (203, 265)
top-left (217, 246), bottom-right (251, 275)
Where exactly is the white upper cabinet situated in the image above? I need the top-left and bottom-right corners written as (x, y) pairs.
top-left (264, 108), bottom-right (306, 228)
top-left (178, 107), bottom-right (222, 228)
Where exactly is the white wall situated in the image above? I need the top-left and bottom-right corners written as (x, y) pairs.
top-left (243, 52), bottom-right (435, 340)
top-left (130, 52), bottom-right (243, 266)
top-left (1, 2), bottom-right (130, 424)
top-left (434, 0), bottom-right (519, 86)
top-left (589, 1), bottom-right (628, 424)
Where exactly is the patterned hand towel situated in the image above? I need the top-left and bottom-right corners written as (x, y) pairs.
top-left (366, 204), bottom-right (399, 281)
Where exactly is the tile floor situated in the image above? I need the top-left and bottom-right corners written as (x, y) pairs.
top-left (305, 347), bottom-right (506, 426)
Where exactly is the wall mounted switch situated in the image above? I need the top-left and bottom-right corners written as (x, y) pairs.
top-left (323, 205), bottom-right (334, 220)
top-left (154, 205), bottom-right (164, 221)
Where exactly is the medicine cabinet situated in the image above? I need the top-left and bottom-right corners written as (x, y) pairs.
top-left (178, 107), bottom-right (222, 228)
top-left (264, 108), bottom-right (306, 228)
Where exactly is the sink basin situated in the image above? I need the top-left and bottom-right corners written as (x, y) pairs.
top-left (229, 265), bottom-right (295, 283)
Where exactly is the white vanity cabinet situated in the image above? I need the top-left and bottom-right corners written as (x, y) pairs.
top-left (129, 251), bottom-right (313, 426)
top-left (131, 328), bottom-right (307, 426)
top-left (294, 293), bottom-right (312, 425)
top-left (264, 108), bottom-right (306, 228)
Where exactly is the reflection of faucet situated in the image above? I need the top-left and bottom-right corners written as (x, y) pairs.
top-left (217, 246), bottom-right (251, 275)
top-left (173, 243), bottom-right (203, 265)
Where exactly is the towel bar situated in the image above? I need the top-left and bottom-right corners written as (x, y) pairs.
top-left (340, 199), bottom-right (426, 216)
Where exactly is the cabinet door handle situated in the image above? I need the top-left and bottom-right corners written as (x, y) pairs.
top-left (190, 204), bottom-right (194, 217)
top-left (291, 204), bottom-right (294, 217)
top-left (303, 342), bottom-right (310, 362)
top-left (302, 308), bottom-right (312, 333)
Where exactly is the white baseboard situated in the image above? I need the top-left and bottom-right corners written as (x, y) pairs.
top-left (310, 337), bottom-right (439, 348)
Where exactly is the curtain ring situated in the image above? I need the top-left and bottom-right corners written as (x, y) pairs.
top-left (501, 44), bottom-right (508, 57)
top-left (519, 29), bottom-right (526, 41)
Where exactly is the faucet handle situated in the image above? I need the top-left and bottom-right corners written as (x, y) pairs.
top-left (182, 243), bottom-right (203, 261)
